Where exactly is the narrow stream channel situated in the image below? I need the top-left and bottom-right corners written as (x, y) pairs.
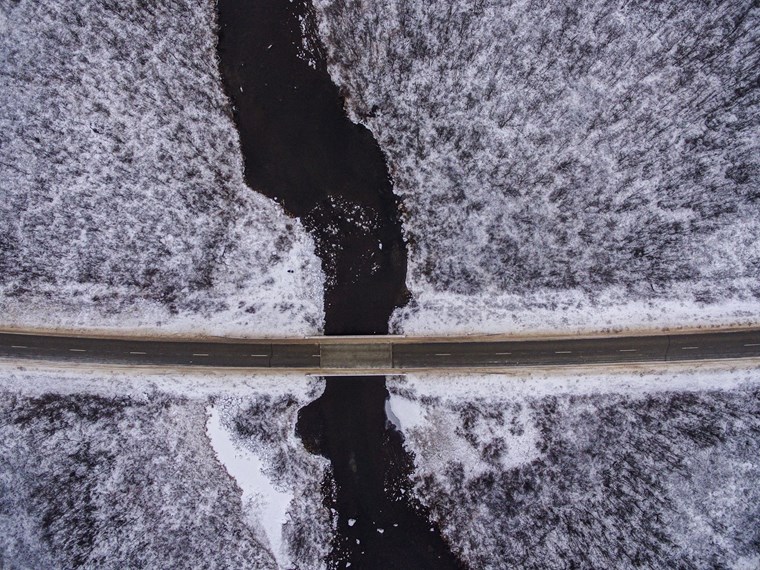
top-left (216, 0), bottom-right (464, 567)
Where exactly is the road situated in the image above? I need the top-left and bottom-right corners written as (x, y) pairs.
top-left (1, 329), bottom-right (759, 373)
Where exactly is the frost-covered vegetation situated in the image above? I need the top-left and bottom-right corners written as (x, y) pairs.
top-left (0, 366), bottom-right (330, 569)
top-left (387, 366), bottom-right (760, 568)
top-left (0, 0), bottom-right (323, 336)
top-left (313, 0), bottom-right (760, 334)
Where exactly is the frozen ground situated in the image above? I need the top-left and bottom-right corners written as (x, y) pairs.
top-left (0, 0), bottom-right (324, 337)
top-left (313, 0), bottom-right (760, 335)
top-left (387, 364), bottom-right (760, 569)
top-left (0, 365), bottom-right (331, 569)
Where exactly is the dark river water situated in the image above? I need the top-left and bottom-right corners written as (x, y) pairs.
top-left (216, 0), bottom-right (464, 567)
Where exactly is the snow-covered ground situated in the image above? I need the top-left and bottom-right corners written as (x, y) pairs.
top-left (0, 0), bottom-right (324, 337)
top-left (0, 364), bottom-right (331, 569)
top-left (387, 364), bottom-right (760, 568)
top-left (313, 0), bottom-right (760, 335)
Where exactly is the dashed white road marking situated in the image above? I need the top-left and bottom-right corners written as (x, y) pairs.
top-left (11, 345), bottom-right (27, 349)
top-left (681, 346), bottom-right (699, 350)
top-left (69, 348), bottom-right (86, 352)
top-left (129, 351), bottom-right (146, 355)
top-left (618, 349), bottom-right (637, 352)
top-left (192, 353), bottom-right (209, 357)
top-left (744, 343), bottom-right (760, 347)
top-left (495, 352), bottom-right (512, 355)
top-left (554, 350), bottom-right (572, 354)
top-left (250, 354), bottom-right (269, 357)
top-left (435, 353), bottom-right (451, 356)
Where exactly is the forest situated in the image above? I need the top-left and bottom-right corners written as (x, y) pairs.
top-left (0, 0), bottom-right (324, 336)
top-left (0, 367), bottom-right (330, 569)
top-left (313, 0), bottom-right (760, 333)
top-left (389, 367), bottom-right (760, 568)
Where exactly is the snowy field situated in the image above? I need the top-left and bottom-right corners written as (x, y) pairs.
top-left (0, 0), bottom-right (324, 337)
top-left (0, 365), bottom-right (331, 569)
top-left (387, 364), bottom-right (760, 568)
top-left (313, 0), bottom-right (760, 335)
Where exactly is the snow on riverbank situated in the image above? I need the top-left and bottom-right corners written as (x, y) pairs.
top-left (390, 283), bottom-right (760, 336)
top-left (206, 405), bottom-right (293, 567)
top-left (313, 0), bottom-right (760, 335)
top-left (0, 364), bottom-right (330, 569)
top-left (386, 365), bottom-right (760, 568)
top-left (0, 0), bottom-right (324, 337)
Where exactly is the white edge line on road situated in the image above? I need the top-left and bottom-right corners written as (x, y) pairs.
top-left (4, 356), bottom-right (760, 378)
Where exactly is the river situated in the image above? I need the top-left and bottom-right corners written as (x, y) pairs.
top-left (216, 0), bottom-right (464, 567)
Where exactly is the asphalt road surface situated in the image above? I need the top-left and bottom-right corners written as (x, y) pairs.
top-left (1, 330), bottom-right (759, 372)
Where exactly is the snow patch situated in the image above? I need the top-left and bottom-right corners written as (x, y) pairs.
top-left (206, 405), bottom-right (292, 568)
top-left (385, 393), bottom-right (424, 433)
